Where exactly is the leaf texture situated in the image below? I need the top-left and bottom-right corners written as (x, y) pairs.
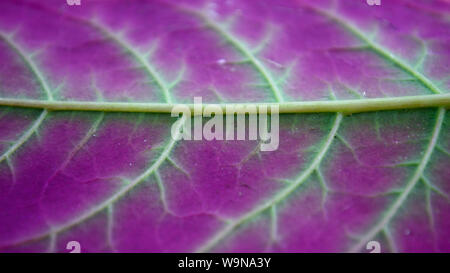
top-left (0, 0), bottom-right (449, 252)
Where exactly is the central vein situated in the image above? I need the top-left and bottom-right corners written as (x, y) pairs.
top-left (0, 94), bottom-right (448, 114)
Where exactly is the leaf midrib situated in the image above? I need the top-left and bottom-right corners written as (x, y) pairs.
top-left (0, 94), bottom-right (448, 114)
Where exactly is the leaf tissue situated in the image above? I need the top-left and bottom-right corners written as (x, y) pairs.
top-left (0, 0), bottom-right (449, 253)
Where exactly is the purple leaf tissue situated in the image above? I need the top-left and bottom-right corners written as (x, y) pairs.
top-left (0, 0), bottom-right (449, 254)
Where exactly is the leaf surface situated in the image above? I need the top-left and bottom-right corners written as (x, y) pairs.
top-left (0, 0), bottom-right (449, 252)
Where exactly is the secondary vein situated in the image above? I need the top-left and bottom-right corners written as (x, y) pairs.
top-left (307, 5), bottom-right (444, 95)
top-left (0, 34), bottom-right (54, 163)
top-left (0, 34), bottom-right (54, 100)
top-left (195, 113), bottom-right (343, 252)
top-left (348, 107), bottom-right (445, 252)
top-left (2, 118), bottom-right (183, 249)
top-left (0, 110), bottom-right (47, 164)
top-left (89, 21), bottom-right (173, 104)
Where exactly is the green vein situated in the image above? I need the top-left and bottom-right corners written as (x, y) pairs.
top-left (422, 175), bottom-right (450, 201)
top-left (0, 34), bottom-right (54, 100)
top-left (155, 170), bottom-right (170, 212)
top-left (0, 94), bottom-right (448, 114)
top-left (39, 113), bottom-right (105, 205)
top-left (348, 107), bottom-right (445, 253)
top-left (188, 10), bottom-right (284, 102)
top-left (89, 21), bottom-right (173, 103)
top-left (106, 205), bottom-right (116, 252)
top-left (383, 228), bottom-right (398, 253)
top-left (61, 112), bottom-right (104, 168)
top-left (0, 110), bottom-right (47, 164)
top-left (308, 6), bottom-right (444, 95)
top-left (0, 34), bottom-right (55, 164)
top-left (5, 157), bottom-right (16, 187)
top-left (424, 185), bottom-right (437, 251)
top-left (270, 205), bottom-right (278, 242)
top-left (436, 145), bottom-right (450, 157)
top-left (195, 113), bottom-right (342, 252)
top-left (6, 118), bottom-right (183, 248)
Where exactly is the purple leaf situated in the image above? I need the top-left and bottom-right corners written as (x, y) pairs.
top-left (0, 0), bottom-right (449, 252)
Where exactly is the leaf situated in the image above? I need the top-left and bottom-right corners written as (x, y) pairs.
top-left (0, 0), bottom-right (449, 253)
